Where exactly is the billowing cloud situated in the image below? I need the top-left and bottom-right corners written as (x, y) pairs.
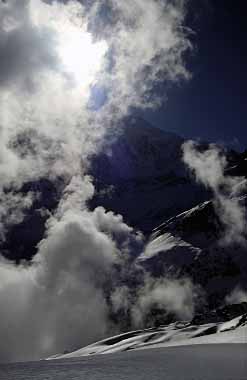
top-left (131, 277), bottom-right (196, 327)
top-left (0, 174), bottom-right (199, 362)
top-left (0, 177), bottom-right (144, 362)
top-left (182, 141), bottom-right (247, 245)
top-left (0, 0), bottom-right (192, 362)
top-left (111, 276), bottom-right (198, 329)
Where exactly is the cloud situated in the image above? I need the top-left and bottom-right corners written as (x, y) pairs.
top-left (0, 0), bottom-right (192, 362)
top-left (0, 0), bottom-right (59, 90)
top-left (0, 0), bottom-right (191, 197)
top-left (131, 277), bottom-right (197, 327)
top-left (225, 286), bottom-right (247, 304)
top-left (0, 190), bottom-right (35, 241)
top-left (0, 176), bottom-right (144, 362)
top-left (0, 176), bottom-right (199, 362)
top-left (91, 0), bottom-right (190, 114)
top-left (110, 274), bottom-right (199, 330)
top-left (182, 141), bottom-right (247, 245)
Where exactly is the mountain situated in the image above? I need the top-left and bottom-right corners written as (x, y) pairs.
top-left (89, 117), bottom-right (210, 233)
top-left (2, 117), bottom-right (211, 261)
top-left (89, 118), bottom-right (247, 309)
top-left (1, 117), bottom-right (246, 308)
top-left (139, 197), bottom-right (247, 308)
top-left (2, 116), bottom-right (247, 366)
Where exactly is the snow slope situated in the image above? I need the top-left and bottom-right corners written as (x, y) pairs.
top-left (139, 196), bottom-right (247, 308)
top-left (3, 344), bottom-right (247, 380)
top-left (48, 312), bottom-right (247, 360)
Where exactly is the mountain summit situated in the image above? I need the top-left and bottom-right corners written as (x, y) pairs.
top-left (90, 117), bottom-right (210, 232)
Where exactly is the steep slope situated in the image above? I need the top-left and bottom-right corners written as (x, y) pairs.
top-left (140, 194), bottom-right (247, 307)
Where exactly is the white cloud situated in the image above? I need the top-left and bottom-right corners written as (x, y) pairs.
top-left (110, 274), bottom-right (199, 330)
top-left (225, 286), bottom-right (247, 304)
top-left (0, 176), bottom-right (199, 362)
top-left (183, 141), bottom-right (247, 245)
top-left (92, 0), bottom-right (190, 116)
top-left (0, 190), bottom-right (35, 241)
top-left (131, 277), bottom-right (196, 327)
top-left (0, 176), bottom-right (143, 362)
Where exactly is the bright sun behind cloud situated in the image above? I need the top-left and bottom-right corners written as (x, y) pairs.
top-left (58, 28), bottom-right (108, 88)
top-left (29, 0), bottom-right (108, 91)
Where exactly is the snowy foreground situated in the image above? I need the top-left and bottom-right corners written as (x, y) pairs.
top-left (1, 314), bottom-right (246, 380)
top-left (49, 313), bottom-right (247, 359)
top-left (1, 345), bottom-right (247, 380)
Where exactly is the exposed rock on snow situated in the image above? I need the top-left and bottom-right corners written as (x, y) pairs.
top-left (48, 305), bottom-right (247, 360)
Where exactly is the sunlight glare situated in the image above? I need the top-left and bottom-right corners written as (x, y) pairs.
top-left (59, 28), bottom-right (108, 88)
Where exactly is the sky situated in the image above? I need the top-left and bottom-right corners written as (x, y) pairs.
top-left (143, 0), bottom-right (247, 150)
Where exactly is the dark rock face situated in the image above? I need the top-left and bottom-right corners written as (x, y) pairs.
top-left (192, 303), bottom-right (247, 325)
top-left (89, 117), bottom-right (210, 233)
top-left (142, 206), bottom-right (247, 310)
top-left (1, 178), bottom-right (63, 262)
top-left (135, 143), bottom-right (247, 310)
top-left (140, 195), bottom-right (247, 309)
top-left (147, 303), bottom-right (247, 331)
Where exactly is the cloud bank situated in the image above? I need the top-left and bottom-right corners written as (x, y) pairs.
top-left (0, 0), bottom-right (192, 362)
top-left (0, 176), bottom-right (144, 362)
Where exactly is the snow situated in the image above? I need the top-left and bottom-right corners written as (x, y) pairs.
top-left (139, 232), bottom-right (201, 261)
top-left (218, 315), bottom-right (243, 332)
top-left (47, 313), bottom-right (247, 360)
top-left (3, 344), bottom-right (247, 380)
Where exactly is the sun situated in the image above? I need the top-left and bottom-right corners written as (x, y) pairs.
top-left (29, 0), bottom-right (108, 91)
top-left (58, 28), bottom-right (108, 88)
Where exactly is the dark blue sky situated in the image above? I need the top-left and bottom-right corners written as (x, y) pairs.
top-left (143, 0), bottom-right (247, 151)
